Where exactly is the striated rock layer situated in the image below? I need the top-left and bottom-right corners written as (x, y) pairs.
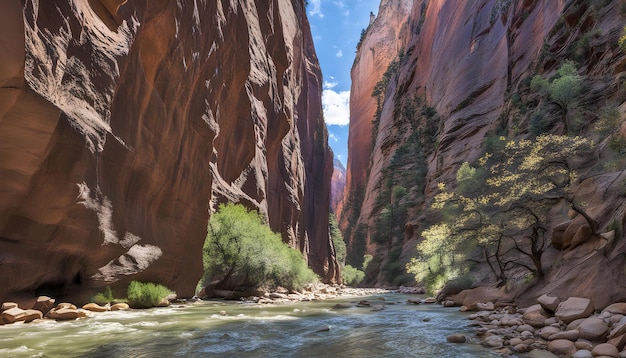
top-left (330, 157), bottom-right (346, 214)
top-left (342, 0), bottom-right (626, 293)
top-left (0, 0), bottom-right (338, 302)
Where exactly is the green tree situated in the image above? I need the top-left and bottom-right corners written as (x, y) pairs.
top-left (620, 26), bottom-right (626, 52)
top-left (201, 203), bottom-right (317, 291)
top-left (329, 213), bottom-right (346, 264)
top-left (408, 135), bottom-right (596, 290)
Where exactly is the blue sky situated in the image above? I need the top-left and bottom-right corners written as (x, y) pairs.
top-left (307, 0), bottom-right (380, 167)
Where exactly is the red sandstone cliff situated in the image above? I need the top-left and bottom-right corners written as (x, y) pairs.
top-left (343, 0), bottom-right (626, 298)
top-left (330, 157), bottom-right (346, 214)
top-left (0, 0), bottom-right (338, 302)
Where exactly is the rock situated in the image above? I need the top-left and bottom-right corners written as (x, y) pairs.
top-left (591, 343), bottom-right (619, 357)
top-left (370, 304), bottom-right (385, 312)
top-left (538, 294), bottom-right (560, 313)
top-left (446, 333), bottom-right (467, 343)
top-left (56, 303), bottom-right (77, 310)
top-left (315, 325), bottom-right (331, 332)
top-left (528, 350), bottom-right (560, 358)
top-left (573, 350), bottom-right (593, 358)
top-left (82, 303), bottom-right (109, 312)
top-left (423, 298), bottom-right (437, 304)
top-left (578, 317), bottom-right (609, 341)
top-left (604, 304), bottom-right (626, 315)
top-left (608, 334), bottom-right (626, 351)
top-left (518, 324), bottom-right (536, 332)
top-left (21, 309), bottom-right (43, 323)
top-left (332, 303), bottom-right (352, 309)
top-left (407, 299), bottom-right (420, 305)
top-left (483, 335), bottom-right (504, 348)
top-left (575, 340), bottom-right (594, 350)
top-left (32, 296), bottom-right (55, 315)
top-left (547, 339), bottom-right (576, 356)
top-left (510, 337), bottom-right (524, 346)
top-left (477, 302), bottom-right (495, 311)
top-left (549, 329), bottom-right (580, 341)
top-left (1, 302), bottom-right (18, 311)
top-left (2, 307), bottom-right (26, 324)
top-left (523, 310), bottom-right (549, 327)
top-left (442, 300), bottom-right (457, 307)
top-left (537, 326), bottom-right (561, 340)
top-left (110, 303), bottom-right (130, 311)
top-left (47, 308), bottom-right (81, 321)
top-left (513, 344), bottom-right (531, 353)
top-left (556, 297), bottom-right (595, 324)
top-left (568, 318), bottom-right (587, 331)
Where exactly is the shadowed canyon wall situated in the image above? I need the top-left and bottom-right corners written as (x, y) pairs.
top-left (342, 0), bottom-right (626, 301)
top-left (0, 0), bottom-right (338, 302)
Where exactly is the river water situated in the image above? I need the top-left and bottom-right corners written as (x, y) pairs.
top-left (0, 293), bottom-right (502, 357)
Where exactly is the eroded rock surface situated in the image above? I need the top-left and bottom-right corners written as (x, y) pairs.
top-left (0, 0), bottom-right (338, 302)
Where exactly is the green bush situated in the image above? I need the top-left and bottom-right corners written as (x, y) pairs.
top-left (127, 281), bottom-right (173, 308)
top-left (201, 203), bottom-right (318, 292)
top-left (91, 286), bottom-right (114, 305)
top-left (342, 265), bottom-right (365, 286)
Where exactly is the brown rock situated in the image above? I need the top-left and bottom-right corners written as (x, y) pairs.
top-left (446, 333), bottom-right (467, 343)
top-left (1, 302), bottom-right (18, 311)
top-left (82, 303), bottom-right (109, 312)
top-left (578, 317), bottom-right (609, 341)
top-left (608, 333), bottom-right (626, 351)
top-left (538, 294), bottom-right (560, 313)
top-left (56, 303), bottom-right (77, 310)
top-left (523, 310), bottom-right (549, 328)
top-left (1, 307), bottom-right (26, 324)
top-left (604, 304), bottom-right (626, 315)
top-left (591, 343), bottom-right (619, 357)
top-left (110, 303), bottom-right (130, 311)
top-left (548, 339), bottom-right (576, 356)
top-left (549, 330), bottom-right (580, 341)
top-left (22, 309), bottom-right (43, 323)
top-left (47, 308), bottom-right (80, 321)
top-left (537, 326), bottom-right (561, 340)
top-left (556, 297), bottom-right (595, 324)
top-left (32, 296), bottom-right (55, 315)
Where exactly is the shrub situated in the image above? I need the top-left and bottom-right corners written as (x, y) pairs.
top-left (620, 26), bottom-right (626, 52)
top-left (342, 265), bottom-right (365, 286)
top-left (201, 203), bottom-right (318, 291)
top-left (127, 281), bottom-right (173, 309)
top-left (91, 286), bottom-right (114, 305)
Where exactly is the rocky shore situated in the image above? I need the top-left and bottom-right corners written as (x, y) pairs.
top-left (1, 284), bottom-right (421, 326)
top-left (447, 294), bottom-right (626, 358)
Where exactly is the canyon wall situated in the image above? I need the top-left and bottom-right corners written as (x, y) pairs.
top-left (342, 0), bottom-right (626, 298)
top-left (0, 0), bottom-right (338, 302)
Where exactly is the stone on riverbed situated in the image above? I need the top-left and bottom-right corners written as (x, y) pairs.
top-left (2, 302), bottom-right (18, 311)
top-left (547, 339), bottom-right (576, 356)
top-left (446, 333), bottom-right (467, 343)
top-left (555, 297), bottom-right (594, 324)
top-left (82, 303), bottom-right (109, 312)
top-left (1, 307), bottom-right (42, 324)
top-left (537, 294), bottom-right (560, 313)
top-left (32, 296), bottom-right (55, 315)
top-left (111, 303), bottom-right (130, 311)
top-left (591, 342), bottom-right (619, 357)
top-left (577, 317), bottom-right (609, 341)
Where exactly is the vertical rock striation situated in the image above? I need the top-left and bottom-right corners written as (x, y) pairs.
top-left (0, 0), bottom-right (338, 302)
top-left (343, 0), bottom-right (626, 287)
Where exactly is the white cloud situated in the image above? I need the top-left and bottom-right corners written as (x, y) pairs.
top-left (329, 132), bottom-right (339, 142)
top-left (324, 80), bottom-right (338, 89)
top-left (336, 50), bottom-right (343, 58)
top-left (333, 1), bottom-right (345, 9)
top-left (309, 0), bottom-right (323, 18)
top-left (323, 89), bottom-right (350, 126)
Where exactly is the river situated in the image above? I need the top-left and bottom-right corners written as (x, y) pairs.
top-left (0, 293), bottom-right (503, 357)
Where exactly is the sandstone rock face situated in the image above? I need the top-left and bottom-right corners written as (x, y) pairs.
top-left (0, 0), bottom-right (337, 302)
top-left (341, 0), bottom-right (626, 291)
top-left (556, 297), bottom-right (595, 324)
top-left (330, 157), bottom-right (346, 214)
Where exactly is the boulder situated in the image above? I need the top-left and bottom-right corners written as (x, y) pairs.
top-left (547, 339), bottom-right (576, 356)
top-left (549, 330), bottom-right (580, 341)
top-left (47, 308), bottom-right (81, 321)
top-left (1, 302), bottom-right (18, 311)
top-left (513, 344), bottom-right (531, 353)
top-left (591, 343), bottom-right (619, 357)
top-left (570, 225), bottom-right (593, 248)
top-left (56, 303), bottom-right (77, 310)
top-left (110, 303), bottom-right (130, 311)
top-left (477, 302), bottom-right (495, 311)
top-left (604, 303), bottom-right (626, 315)
top-left (423, 298), bottom-right (437, 304)
top-left (608, 333), bottom-right (626, 351)
top-left (21, 309), bottom-right (43, 323)
top-left (573, 350), bottom-right (593, 358)
top-left (32, 296), bottom-right (55, 315)
top-left (446, 333), bottom-right (467, 343)
top-left (483, 335), bottom-right (504, 348)
top-left (82, 303), bottom-right (109, 312)
top-left (578, 317), bottom-right (609, 341)
top-left (538, 294), bottom-right (560, 313)
top-left (538, 326), bottom-right (561, 340)
top-left (575, 339), bottom-right (594, 350)
top-left (2, 307), bottom-right (26, 324)
top-left (523, 310), bottom-right (549, 327)
top-left (556, 297), bottom-right (594, 324)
